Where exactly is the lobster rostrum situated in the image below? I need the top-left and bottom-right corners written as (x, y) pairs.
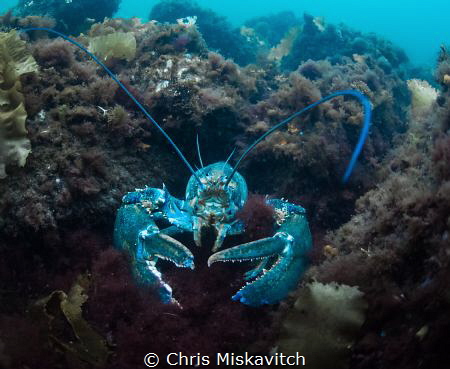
top-left (20, 28), bottom-right (372, 307)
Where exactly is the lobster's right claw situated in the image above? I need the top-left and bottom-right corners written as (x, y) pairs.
top-left (137, 231), bottom-right (194, 304)
top-left (208, 232), bottom-right (309, 307)
top-left (115, 204), bottom-right (194, 305)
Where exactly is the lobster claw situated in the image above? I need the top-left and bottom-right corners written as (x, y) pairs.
top-left (114, 203), bottom-right (194, 305)
top-left (136, 232), bottom-right (194, 304)
top-left (208, 212), bottom-right (311, 307)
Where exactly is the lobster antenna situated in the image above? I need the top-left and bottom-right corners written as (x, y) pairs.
top-left (222, 147), bottom-right (236, 171)
top-left (225, 90), bottom-right (372, 186)
top-left (196, 134), bottom-right (204, 168)
top-left (19, 27), bottom-right (203, 187)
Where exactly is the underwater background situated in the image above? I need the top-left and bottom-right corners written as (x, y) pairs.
top-left (1, 0), bottom-right (450, 369)
top-left (118, 0), bottom-right (450, 67)
top-left (2, 0), bottom-right (450, 66)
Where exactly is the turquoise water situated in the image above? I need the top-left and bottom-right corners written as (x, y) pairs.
top-left (1, 0), bottom-right (448, 67)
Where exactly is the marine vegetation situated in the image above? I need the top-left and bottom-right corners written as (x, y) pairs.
top-left (0, 30), bottom-right (37, 178)
top-left (150, 0), bottom-right (257, 65)
top-left (281, 13), bottom-right (409, 72)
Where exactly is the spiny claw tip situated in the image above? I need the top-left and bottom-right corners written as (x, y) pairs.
top-left (232, 291), bottom-right (242, 301)
top-left (207, 255), bottom-right (217, 267)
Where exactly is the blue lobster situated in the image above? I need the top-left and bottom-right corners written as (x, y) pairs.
top-left (21, 28), bottom-right (372, 307)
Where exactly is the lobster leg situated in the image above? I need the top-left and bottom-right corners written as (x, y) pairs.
top-left (192, 216), bottom-right (204, 247)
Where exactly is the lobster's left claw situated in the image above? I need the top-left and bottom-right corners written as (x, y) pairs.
top-left (208, 226), bottom-right (311, 307)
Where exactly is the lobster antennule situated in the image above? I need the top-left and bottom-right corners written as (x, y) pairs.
top-left (196, 134), bottom-right (204, 168)
top-left (19, 27), bottom-right (204, 187)
top-left (222, 147), bottom-right (236, 171)
top-left (225, 90), bottom-right (372, 186)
